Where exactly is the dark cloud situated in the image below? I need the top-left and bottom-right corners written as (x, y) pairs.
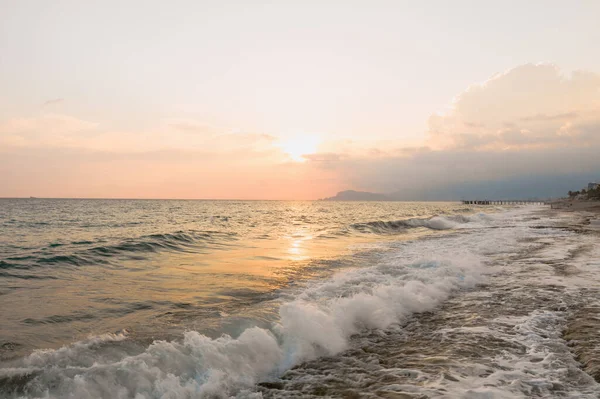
top-left (312, 64), bottom-right (600, 199)
top-left (309, 145), bottom-right (600, 199)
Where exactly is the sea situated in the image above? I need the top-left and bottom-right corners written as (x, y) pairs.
top-left (1, 199), bottom-right (600, 398)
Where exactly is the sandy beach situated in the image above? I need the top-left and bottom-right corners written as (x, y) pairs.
top-left (550, 199), bottom-right (600, 213)
top-left (551, 200), bottom-right (600, 232)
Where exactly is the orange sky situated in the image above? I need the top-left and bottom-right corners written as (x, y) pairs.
top-left (1, 1), bottom-right (600, 199)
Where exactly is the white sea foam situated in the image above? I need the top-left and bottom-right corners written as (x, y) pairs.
top-left (424, 310), bottom-right (599, 398)
top-left (2, 225), bottom-right (496, 398)
top-left (250, 207), bottom-right (600, 398)
top-left (4, 253), bottom-right (484, 398)
top-left (275, 252), bottom-right (484, 371)
top-left (6, 207), bottom-right (569, 398)
top-left (404, 215), bottom-right (459, 230)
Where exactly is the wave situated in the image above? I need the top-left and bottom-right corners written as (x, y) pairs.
top-left (0, 271), bottom-right (59, 280)
top-left (0, 260), bottom-right (19, 269)
top-left (2, 211), bottom-right (494, 271)
top-left (88, 231), bottom-right (208, 255)
top-left (350, 213), bottom-right (491, 234)
top-left (0, 249), bottom-right (485, 398)
top-left (1, 230), bottom-right (237, 270)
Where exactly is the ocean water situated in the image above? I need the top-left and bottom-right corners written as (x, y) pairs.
top-left (1, 199), bottom-right (599, 398)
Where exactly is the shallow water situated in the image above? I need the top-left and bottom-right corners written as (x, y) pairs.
top-left (1, 200), bottom-right (599, 398)
top-left (0, 200), bottom-right (471, 355)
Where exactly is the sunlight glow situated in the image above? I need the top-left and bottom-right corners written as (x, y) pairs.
top-left (278, 135), bottom-right (320, 162)
top-left (286, 231), bottom-right (314, 261)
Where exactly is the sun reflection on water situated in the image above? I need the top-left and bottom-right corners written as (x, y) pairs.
top-left (287, 232), bottom-right (313, 261)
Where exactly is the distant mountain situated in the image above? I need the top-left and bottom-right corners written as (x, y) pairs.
top-left (322, 173), bottom-right (599, 202)
top-left (321, 190), bottom-right (392, 201)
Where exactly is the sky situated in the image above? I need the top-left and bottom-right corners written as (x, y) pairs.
top-left (1, 0), bottom-right (600, 199)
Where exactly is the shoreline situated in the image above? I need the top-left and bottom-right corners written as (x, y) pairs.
top-left (550, 200), bottom-right (600, 232)
top-left (550, 205), bottom-right (600, 383)
top-left (258, 206), bottom-right (600, 397)
top-left (550, 199), bottom-right (600, 212)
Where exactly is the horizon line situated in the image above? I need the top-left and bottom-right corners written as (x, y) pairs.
top-left (0, 196), bottom-right (461, 202)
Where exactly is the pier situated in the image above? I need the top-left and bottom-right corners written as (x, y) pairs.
top-left (462, 200), bottom-right (546, 205)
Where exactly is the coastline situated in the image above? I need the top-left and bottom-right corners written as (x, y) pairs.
top-left (551, 202), bottom-right (600, 383)
top-left (550, 199), bottom-right (600, 213)
top-left (551, 200), bottom-right (600, 232)
top-left (257, 205), bottom-right (600, 397)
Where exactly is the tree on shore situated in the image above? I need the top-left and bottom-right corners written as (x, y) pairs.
top-left (588, 186), bottom-right (600, 199)
top-left (568, 186), bottom-right (600, 200)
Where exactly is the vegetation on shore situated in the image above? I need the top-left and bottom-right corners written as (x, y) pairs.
top-left (568, 186), bottom-right (600, 200)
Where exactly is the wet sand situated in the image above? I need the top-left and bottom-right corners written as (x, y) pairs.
top-left (550, 199), bottom-right (600, 214)
top-left (553, 202), bottom-right (600, 385)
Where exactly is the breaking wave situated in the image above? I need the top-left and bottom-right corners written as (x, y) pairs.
top-left (351, 213), bottom-right (491, 234)
top-left (0, 251), bottom-right (484, 398)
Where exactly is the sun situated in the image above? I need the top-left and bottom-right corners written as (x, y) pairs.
top-left (278, 134), bottom-right (320, 162)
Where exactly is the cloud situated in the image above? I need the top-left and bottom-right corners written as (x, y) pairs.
top-left (0, 145), bottom-right (338, 199)
top-left (306, 64), bottom-right (600, 198)
top-left (428, 63), bottom-right (600, 150)
top-left (2, 63), bottom-right (599, 200)
top-left (42, 98), bottom-right (64, 106)
top-left (520, 112), bottom-right (578, 122)
top-left (164, 118), bottom-right (226, 135)
top-left (0, 113), bottom-right (99, 147)
top-left (0, 113), bottom-right (334, 199)
top-left (305, 145), bottom-right (600, 199)
top-left (0, 113), bottom-right (280, 156)
top-left (301, 152), bottom-right (343, 168)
